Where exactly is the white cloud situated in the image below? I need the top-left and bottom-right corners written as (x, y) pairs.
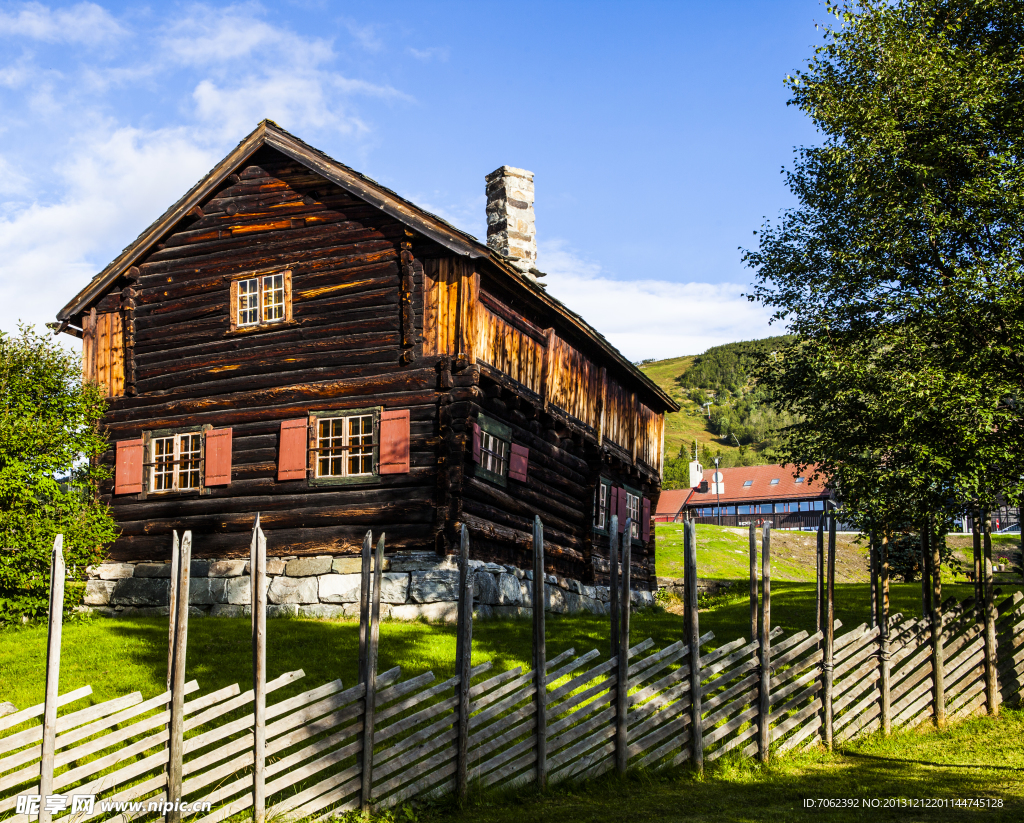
top-left (0, 127), bottom-right (218, 335)
top-left (342, 19), bottom-right (383, 53)
top-left (408, 46), bottom-right (448, 62)
top-left (538, 240), bottom-right (776, 361)
top-left (0, 1), bottom-right (125, 45)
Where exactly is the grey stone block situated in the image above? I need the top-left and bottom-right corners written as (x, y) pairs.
top-left (595, 586), bottom-right (611, 603)
top-left (208, 560), bottom-right (247, 578)
top-left (388, 602), bottom-right (458, 623)
top-left (297, 604), bottom-right (349, 619)
top-left (267, 559), bottom-right (287, 575)
top-left (190, 578), bottom-right (228, 606)
top-left (545, 574), bottom-right (557, 585)
top-left (524, 570), bottom-right (533, 581)
top-left (117, 606), bottom-right (176, 617)
top-left (491, 605), bottom-right (532, 620)
top-left (409, 571), bottom-right (460, 603)
top-left (190, 560), bottom-right (210, 578)
top-left (474, 572), bottom-right (499, 605)
top-left (286, 556), bottom-right (332, 577)
top-left (268, 604), bottom-right (300, 618)
top-left (269, 576), bottom-right (318, 605)
top-left (580, 596), bottom-right (605, 615)
top-left (496, 573), bottom-right (522, 606)
top-left (473, 604), bottom-right (495, 620)
top-left (110, 578), bottom-right (169, 607)
top-left (468, 560), bottom-right (507, 573)
top-left (388, 552), bottom-right (440, 572)
top-left (562, 590), bottom-right (586, 614)
top-left (134, 563), bottom-right (172, 578)
top-left (332, 557), bottom-right (363, 574)
top-left (84, 580), bottom-right (115, 606)
top-left (90, 563), bottom-right (134, 580)
top-left (210, 604), bottom-right (247, 618)
top-left (379, 573), bottom-right (410, 604)
top-left (564, 578), bottom-right (582, 595)
top-left (319, 573), bottom-right (361, 604)
top-left (519, 581), bottom-right (533, 608)
top-left (545, 584), bottom-right (568, 614)
top-left (512, 567), bottom-right (525, 580)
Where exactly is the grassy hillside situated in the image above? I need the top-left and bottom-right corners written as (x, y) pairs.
top-left (640, 355), bottom-right (745, 465)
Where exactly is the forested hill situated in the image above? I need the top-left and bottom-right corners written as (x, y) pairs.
top-left (640, 336), bottom-right (798, 489)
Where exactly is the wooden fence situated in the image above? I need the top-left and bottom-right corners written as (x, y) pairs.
top-left (2, 515), bottom-right (1023, 822)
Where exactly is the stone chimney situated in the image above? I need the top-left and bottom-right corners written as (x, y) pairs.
top-left (485, 166), bottom-right (537, 274)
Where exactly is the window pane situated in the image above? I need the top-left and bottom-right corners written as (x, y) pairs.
top-left (153, 437), bottom-right (174, 491)
top-left (480, 431), bottom-right (507, 476)
top-left (178, 434), bottom-right (202, 489)
top-left (237, 278), bottom-right (259, 325)
top-left (348, 415), bottom-right (374, 475)
top-left (319, 418), bottom-right (345, 477)
top-left (262, 274), bottom-right (285, 322)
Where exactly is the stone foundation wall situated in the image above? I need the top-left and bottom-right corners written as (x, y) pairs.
top-left (84, 552), bottom-right (655, 622)
top-left (656, 577), bottom-right (733, 598)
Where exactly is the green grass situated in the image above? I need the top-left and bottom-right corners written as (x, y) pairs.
top-left (409, 708), bottom-right (1024, 822)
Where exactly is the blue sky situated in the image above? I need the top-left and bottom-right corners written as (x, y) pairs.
top-left (0, 0), bottom-right (828, 359)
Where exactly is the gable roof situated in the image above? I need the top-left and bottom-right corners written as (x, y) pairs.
top-left (683, 464), bottom-right (830, 506)
top-left (654, 489), bottom-right (691, 518)
top-left (57, 120), bottom-right (677, 413)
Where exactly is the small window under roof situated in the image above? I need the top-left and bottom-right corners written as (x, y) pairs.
top-left (770, 478), bottom-right (780, 485)
top-left (795, 477), bottom-right (805, 484)
top-left (743, 480), bottom-right (753, 487)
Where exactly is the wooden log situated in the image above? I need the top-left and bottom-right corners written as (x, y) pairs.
top-left (615, 519), bottom-right (632, 775)
top-left (37, 535), bottom-right (64, 823)
top-left (360, 532), bottom-right (384, 812)
top-left (532, 515), bottom-right (547, 789)
top-left (758, 524), bottom-right (771, 763)
top-left (878, 533), bottom-right (892, 735)
top-left (167, 530), bottom-right (191, 823)
top-left (823, 513), bottom-right (835, 750)
top-left (251, 515), bottom-right (267, 823)
top-left (928, 517), bottom-right (945, 728)
top-left (609, 515), bottom-right (620, 658)
top-left (455, 524), bottom-right (473, 802)
top-left (982, 516), bottom-right (999, 716)
top-left (684, 520), bottom-right (703, 772)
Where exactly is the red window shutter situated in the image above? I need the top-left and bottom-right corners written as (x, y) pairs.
top-left (618, 487), bottom-right (628, 533)
top-left (471, 422), bottom-right (482, 463)
top-left (508, 444), bottom-right (529, 482)
top-left (642, 497), bottom-right (651, 542)
top-left (114, 438), bottom-right (144, 494)
top-left (379, 409), bottom-right (410, 474)
top-left (205, 428), bottom-right (232, 486)
top-left (278, 418), bottom-right (309, 481)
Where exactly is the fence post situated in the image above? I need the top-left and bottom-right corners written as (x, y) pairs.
top-left (684, 520), bottom-right (703, 772)
top-left (816, 515), bottom-right (824, 638)
top-left (358, 531), bottom-right (372, 686)
top-left (928, 517), bottom-right (945, 729)
top-left (167, 530), bottom-right (192, 823)
top-left (982, 516), bottom-right (1000, 716)
top-left (455, 525), bottom-right (474, 802)
top-left (822, 514), bottom-right (835, 750)
top-left (532, 516), bottom-right (547, 789)
top-left (38, 534), bottom-right (65, 823)
top-left (878, 533), bottom-right (891, 735)
top-left (616, 519), bottom-right (632, 775)
top-left (758, 524), bottom-right (771, 763)
top-left (251, 515), bottom-right (267, 823)
top-left (360, 532), bottom-right (384, 812)
top-left (920, 525), bottom-right (933, 619)
top-left (972, 509), bottom-right (982, 613)
top-left (166, 530), bottom-right (180, 690)
top-left (609, 515), bottom-right (619, 659)
top-left (868, 530), bottom-right (878, 631)
top-left (749, 523), bottom-right (757, 647)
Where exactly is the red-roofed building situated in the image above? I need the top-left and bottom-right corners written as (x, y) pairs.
top-left (669, 463), bottom-right (832, 530)
top-left (654, 489), bottom-right (692, 523)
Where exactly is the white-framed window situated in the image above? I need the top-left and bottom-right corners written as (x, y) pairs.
top-left (480, 429), bottom-right (508, 477)
top-left (149, 432), bottom-right (203, 493)
top-left (594, 480), bottom-right (610, 532)
top-left (625, 488), bottom-right (641, 540)
top-left (316, 413), bottom-right (375, 478)
top-left (230, 270), bottom-right (291, 331)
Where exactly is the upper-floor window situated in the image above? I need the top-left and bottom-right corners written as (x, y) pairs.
top-left (229, 269), bottom-right (292, 331)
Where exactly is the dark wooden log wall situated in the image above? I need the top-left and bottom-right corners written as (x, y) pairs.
top-left (90, 146), bottom-right (438, 561)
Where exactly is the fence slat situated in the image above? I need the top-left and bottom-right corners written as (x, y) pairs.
top-left (0, 686), bottom-right (92, 736)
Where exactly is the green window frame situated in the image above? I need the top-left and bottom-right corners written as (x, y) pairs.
top-left (624, 484), bottom-right (643, 543)
top-left (309, 407), bottom-right (382, 486)
top-left (475, 414), bottom-right (511, 487)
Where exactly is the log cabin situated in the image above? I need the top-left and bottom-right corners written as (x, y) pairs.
top-left (54, 121), bottom-right (678, 596)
